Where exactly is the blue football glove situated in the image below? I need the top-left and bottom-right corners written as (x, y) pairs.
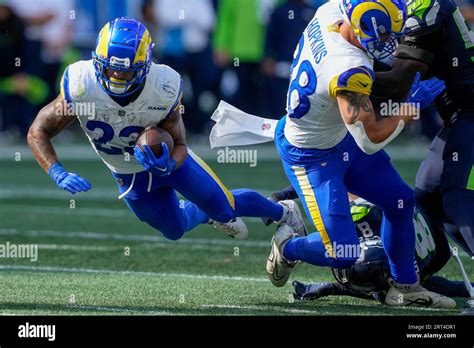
top-left (406, 72), bottom-right (446, 110)
top-left (48, 163), bottom-right (92, 194)
top-left (134, 143), bottom-right (176, 178)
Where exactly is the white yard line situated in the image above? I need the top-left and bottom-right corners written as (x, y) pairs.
top-left (0, 204), bottom-right (270, 224)
top-left (0, 228), bottom-right (271, 248)
top-left (0, 187), bottom-right (274, 201)
top-left (200, 304), bottom-right (315, 314)
top-left (37, 243), bottom-right (114, 252)
top-left (0, 264), bottom-right (268, 283)
top-left (74, 305), bottom-right (183, 315)
top-left (0, 144), bottom-right (428, 161)
top-left (1, 205), bottom-right (132, 218)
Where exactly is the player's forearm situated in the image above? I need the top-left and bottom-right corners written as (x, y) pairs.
top-left (27, 128), bottom-right (59, 173)
top-left (27, 96), bottom-right (76, 173)
top-left (373, 56), bottom-right (429, 100)
top-left (172, 144), bottom-right (188, 169)
top-left (373, 70), bottom-right (410, 100)
top-left (367, 113), bottom-right (412, 144)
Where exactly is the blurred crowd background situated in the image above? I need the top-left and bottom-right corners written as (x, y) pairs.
top-left (1, 0), bottom-right (474, 143)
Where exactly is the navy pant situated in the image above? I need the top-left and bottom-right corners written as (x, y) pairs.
top-left (416, 118), bottom-right (474, 256)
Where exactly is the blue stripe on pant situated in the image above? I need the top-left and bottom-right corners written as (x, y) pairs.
top-left (276, 117), bottom-right (417, 284)
top-left (112, 150), bottom-right (283, 240)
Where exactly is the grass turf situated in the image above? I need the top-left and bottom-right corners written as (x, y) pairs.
top-left (0, 151), bottom-right (472, 316)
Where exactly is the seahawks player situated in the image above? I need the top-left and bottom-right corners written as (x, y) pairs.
top-left (292, 197), bottom-right (474, 304)
top-left (267, 0), bottom-right (454, 308)
top-left (27, 18), bottom-right (305, 242)
top-left (374, 0), bottom-right (474, 257)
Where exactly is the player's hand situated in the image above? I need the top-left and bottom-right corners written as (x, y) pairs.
top-left (134, 144), bottom-right (176, 178)
top-left (292, 280), bottom-right (335, 301)
top-left (48, 163), bottom-right (92, 194)
top-left (406, 72), bottom-right (446, 110)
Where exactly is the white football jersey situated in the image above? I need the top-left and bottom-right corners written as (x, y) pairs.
top-left (60, 60), bottom-right (182, 174)
top-left (284, 2), bottom-right (375, 149)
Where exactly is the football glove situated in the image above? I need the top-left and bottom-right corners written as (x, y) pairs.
top-left (406, 72), bottom-right (446, 110)
top-left (292, 280), bottom-right (337, 301)
top-left (134, 143), bottom-right (176, 178)
top-left (48, 162), bottom-right (92, 194)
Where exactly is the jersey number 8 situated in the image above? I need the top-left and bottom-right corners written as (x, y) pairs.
top-left (287, 36), bottom-right (318, 119)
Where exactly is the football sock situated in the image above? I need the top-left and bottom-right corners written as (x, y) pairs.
top-left (231, 188), bottom-right (284, 221)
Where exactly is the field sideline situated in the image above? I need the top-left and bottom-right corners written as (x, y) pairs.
top-left (0, 141), bottom-right (472, 316)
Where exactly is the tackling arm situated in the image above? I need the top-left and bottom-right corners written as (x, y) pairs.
top-left (336, 90), bottom-right (416, 154)
top-left (373, 54), bottom-right (430, 100)
top-left (158, 104), bottom-right (188, 169)
top-left (27, 95), bottom-right (76, 173)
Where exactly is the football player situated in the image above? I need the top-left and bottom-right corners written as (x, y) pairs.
top-left (373, 0), bottom-right (474, 258)
top-left (267, 0), bottom-right (454, 308)
top-left (292, 197), bottom-right (474, 306)
top-left (27, 18), bottom-right (305, 242)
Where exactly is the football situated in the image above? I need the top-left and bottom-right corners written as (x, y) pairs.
top-left (136, 126), bottom-right (174, 158)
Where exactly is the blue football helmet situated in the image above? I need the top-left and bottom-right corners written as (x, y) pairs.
top-left (340, 0), bottom-right (407, 61)
top-left (92, 17), bottom-right (153, 97)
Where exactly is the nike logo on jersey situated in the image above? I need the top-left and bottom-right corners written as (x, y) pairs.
top-left (359, 81), bottom-right (369, 88)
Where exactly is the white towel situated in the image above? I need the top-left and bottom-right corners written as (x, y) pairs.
top-left (209, 101), bottom-right (278, 149)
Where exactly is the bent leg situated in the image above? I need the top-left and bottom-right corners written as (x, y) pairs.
top-left (169, 150), bottom-right (284, 222)
top-left (345, 149), bottom-right (417, 285)
top-left (124, 186), bottom-right (208, 241)
top-left (282, 161), bottom-right (359, 268)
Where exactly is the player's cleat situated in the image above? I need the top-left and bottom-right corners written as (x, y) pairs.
top-left (461, 300), bottom-right (474, 316)
top-left (276, 200), bottom-right (306, 236)
top-left (210, 217), bottom-right (248, 240)
top-left (385, 281), bottom-right (457, 309)
top-left (266, 224), bottom-right (299, 287)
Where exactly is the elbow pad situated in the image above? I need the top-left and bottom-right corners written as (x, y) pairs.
top-left (345, 120), bottom-right (405, 155)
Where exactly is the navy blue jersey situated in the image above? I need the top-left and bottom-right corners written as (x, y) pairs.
top-left (403, 0), bottom-right (474, 117)
top-left (349, 198), bottom-right (445, 280)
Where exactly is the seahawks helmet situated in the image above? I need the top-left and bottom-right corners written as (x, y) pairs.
top-left (332, 237), bottom-right (391, 294)
top-left (92, 17), bottom-right (153, 97)
top-left (340, 0), bottom-right (407, 61)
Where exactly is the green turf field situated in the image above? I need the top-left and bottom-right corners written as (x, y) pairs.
top-left (0, 144), bottom-right (472, 316)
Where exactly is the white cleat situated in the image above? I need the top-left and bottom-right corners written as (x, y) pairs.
top-left (211, 217), bottom-right (249, 240)
top-left (385, 282), bottom-right (457, 309)
top-left (266, 224), bottom-right (299, 287)
top-left (276, 200), bottom-right (306, 237)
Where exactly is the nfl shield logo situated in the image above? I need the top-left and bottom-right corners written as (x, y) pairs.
top-left (118, 110), bottom-right (126, 117)
top-left (261, 123), bottom-right (271, 131)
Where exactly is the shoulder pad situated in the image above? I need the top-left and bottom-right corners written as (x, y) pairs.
top-left (406, 0), bottom-right (442, 34)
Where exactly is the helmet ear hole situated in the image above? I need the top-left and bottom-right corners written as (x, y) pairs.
top-left (361, 22), bottom-right (369, 32)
